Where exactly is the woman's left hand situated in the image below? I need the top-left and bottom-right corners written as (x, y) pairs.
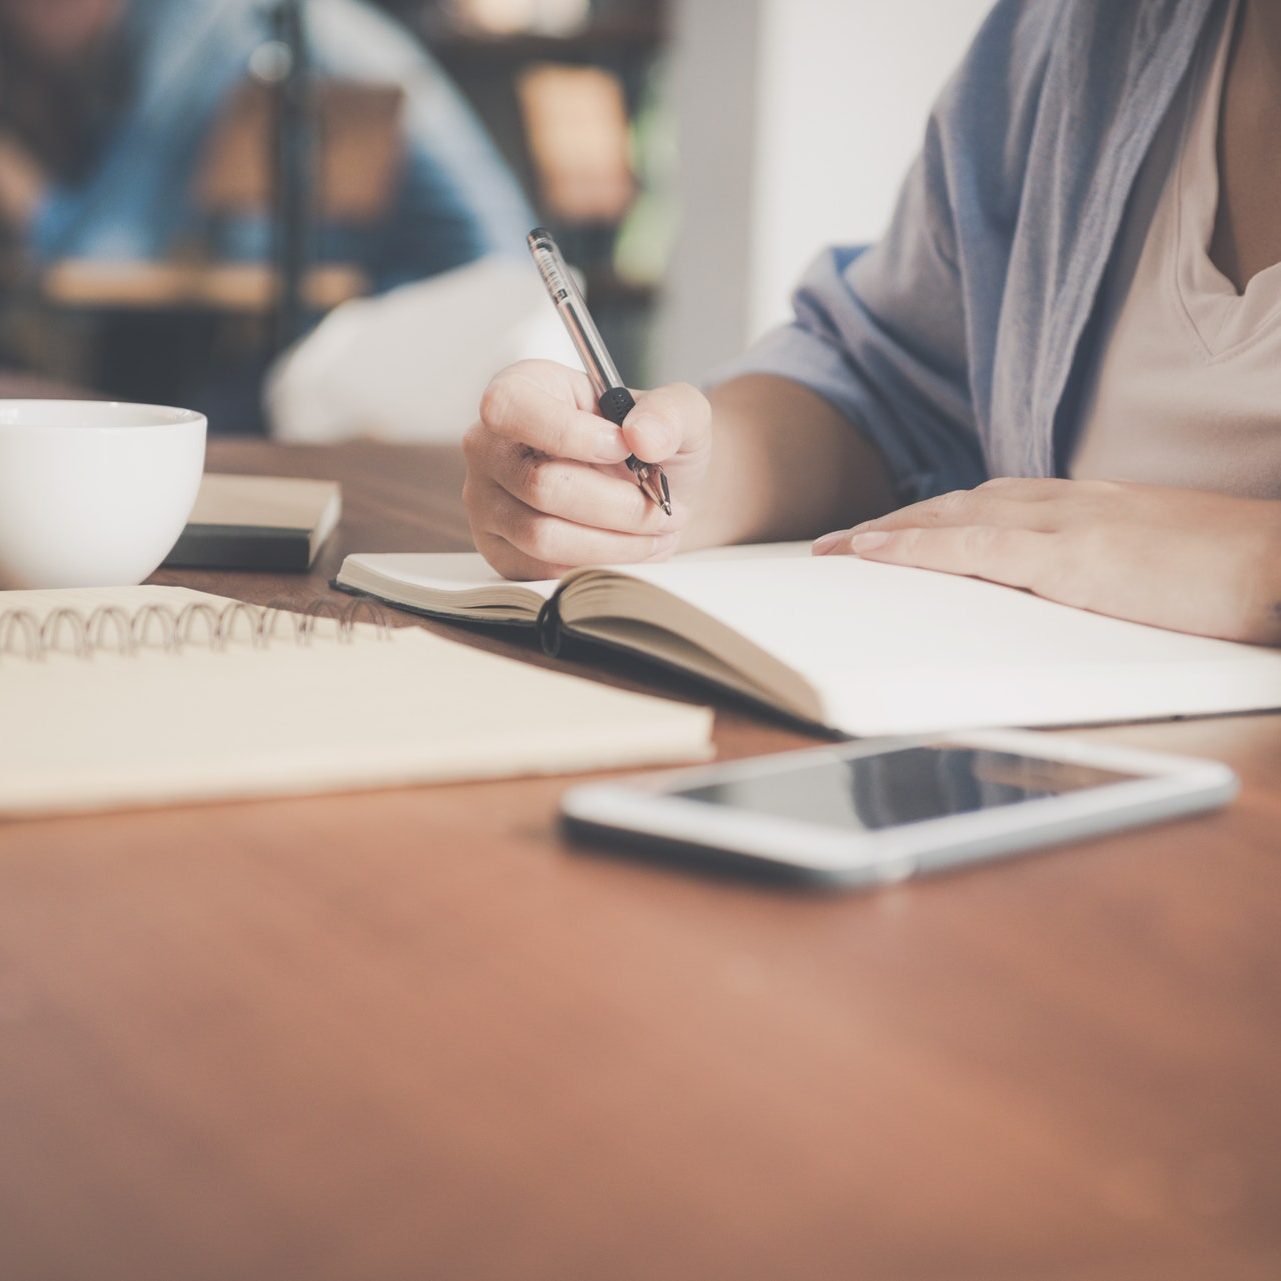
top-left (812, 478), bottom-right (1281, 645)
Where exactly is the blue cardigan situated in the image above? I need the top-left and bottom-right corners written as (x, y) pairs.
top-left (721, 0), bottom-right (1223, 503)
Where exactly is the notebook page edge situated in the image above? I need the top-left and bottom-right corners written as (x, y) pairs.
top-left (335, 551), bottom-right (552, 619)
top-left (558, 563), bottom-right (830, 725)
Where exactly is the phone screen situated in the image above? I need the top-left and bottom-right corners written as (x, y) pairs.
top-left (671, 746), bottom-right (1139, 833)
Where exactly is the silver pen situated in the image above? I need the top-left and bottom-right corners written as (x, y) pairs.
top-left (527, 227), bottom-right (672, 516)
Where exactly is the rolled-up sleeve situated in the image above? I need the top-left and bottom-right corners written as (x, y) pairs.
top-left (706, 0), bottom-right (1066, 505)
top-left (713, 125), bottom-right (986, 504)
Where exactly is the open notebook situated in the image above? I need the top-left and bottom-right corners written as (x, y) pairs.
top-left (0, 586), bottom-right (711, 819)
top-left (336, 543), bottom-right (1281, 735)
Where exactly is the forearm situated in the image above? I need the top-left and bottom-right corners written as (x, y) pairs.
top-left (685, 373), bottom-right (898, 548)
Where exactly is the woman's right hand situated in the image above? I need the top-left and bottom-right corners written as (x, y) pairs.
top-left (462, 359), bottom-right (713, 579)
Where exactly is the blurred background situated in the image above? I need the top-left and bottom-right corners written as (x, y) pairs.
top-left (0, 0), bottom-right (988, 439)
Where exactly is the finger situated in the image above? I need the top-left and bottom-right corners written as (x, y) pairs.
top-left (968, 476), bottom-right (1136, 509)
top-left (503, 358), bottom-right (602, 413)
top-left (838, 486), bottom-right (1070, 541)
top-left (969, 477), bottom-right (1080, 500)
top-left (471, 528), bottom-right (571, 582)
top-left (477, 478), bottom-right (680, 569)
top-left (621, 382), bottom-right (712, 464)
top-left (483, 438), bottom-right (687, 535)
top-left (829, 524), bottom-right (1057, 592)
top-left (480, 369), bottom-right (631, 464)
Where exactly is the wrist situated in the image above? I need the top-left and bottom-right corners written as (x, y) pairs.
top-left (1250, 504), bottom-right (1281, 646)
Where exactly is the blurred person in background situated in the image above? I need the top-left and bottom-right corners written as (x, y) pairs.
top-left (0, 0), bottom-right (532, 415)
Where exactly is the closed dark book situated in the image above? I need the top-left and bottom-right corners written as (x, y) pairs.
top-left (165, 474), bottom-right (342, 572)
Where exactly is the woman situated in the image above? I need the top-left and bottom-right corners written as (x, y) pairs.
top-left (462, 0), bottom-right (1281, 646)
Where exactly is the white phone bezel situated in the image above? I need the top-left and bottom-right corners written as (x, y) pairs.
top-left (560, 729), bottom-right (1238, 886)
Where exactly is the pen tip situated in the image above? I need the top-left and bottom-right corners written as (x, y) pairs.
top-left (661, 501), bottom-right (673, 517)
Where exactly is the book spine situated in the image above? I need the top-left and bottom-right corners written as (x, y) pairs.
top-left (535, 591), bottom-right (566, 656)
top-left (163, 526), bottom-right (315, 572)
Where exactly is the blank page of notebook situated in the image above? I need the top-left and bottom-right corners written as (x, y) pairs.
top-left (612, 557), bottom-right (1281, 733)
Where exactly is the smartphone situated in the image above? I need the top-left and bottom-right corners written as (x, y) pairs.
top-left (560, 729), bottom-right (1237, 888)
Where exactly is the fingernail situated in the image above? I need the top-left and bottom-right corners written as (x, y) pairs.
top-left (811, 530), bottom-right (847, 555)
top-left (596, 426), bottom-right (628, 462)
top-left (849, 530), bottom-right (891, 553)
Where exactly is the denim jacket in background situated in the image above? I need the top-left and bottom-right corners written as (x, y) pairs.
top-left (720, 0), bottom-right (1223, 504)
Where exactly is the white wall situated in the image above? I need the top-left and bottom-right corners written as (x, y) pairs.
top-left (655, 0), bottom-right (991, 383)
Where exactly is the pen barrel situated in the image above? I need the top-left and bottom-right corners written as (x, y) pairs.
top-left (527, 229), bottom-right (623, 399)
top-left (562, 302), bottom-right (623, 398)
top-left (527, 229), bottom-right (652, 481)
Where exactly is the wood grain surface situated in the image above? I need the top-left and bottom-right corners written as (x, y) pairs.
top-left (1, 440), bottom-right (1278, 1281)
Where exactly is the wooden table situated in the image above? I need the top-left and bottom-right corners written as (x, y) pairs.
top-left (2, 440), bottom-right (1278, 1281)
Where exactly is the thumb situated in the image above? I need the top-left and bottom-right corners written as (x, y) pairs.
top-left (620, 382), bottom-right (711, 464)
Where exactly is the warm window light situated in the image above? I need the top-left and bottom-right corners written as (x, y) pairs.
top-left (518, 63), bottom-right (634, 222)
top-left (452, 0), bottom-right (589, 36)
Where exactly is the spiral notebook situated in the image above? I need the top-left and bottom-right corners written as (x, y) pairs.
top-left (0, 586), bottom-right (712, 819)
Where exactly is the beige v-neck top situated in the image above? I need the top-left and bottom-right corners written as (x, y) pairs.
top-left (1070, 0), bottom-right (1281, 497)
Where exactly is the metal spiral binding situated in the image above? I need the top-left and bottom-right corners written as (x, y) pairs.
top-left (0, 598), bottom-right (390, 662)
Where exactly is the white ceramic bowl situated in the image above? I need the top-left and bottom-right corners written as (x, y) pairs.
top-left (0, 400), bottom-right (206, 589)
